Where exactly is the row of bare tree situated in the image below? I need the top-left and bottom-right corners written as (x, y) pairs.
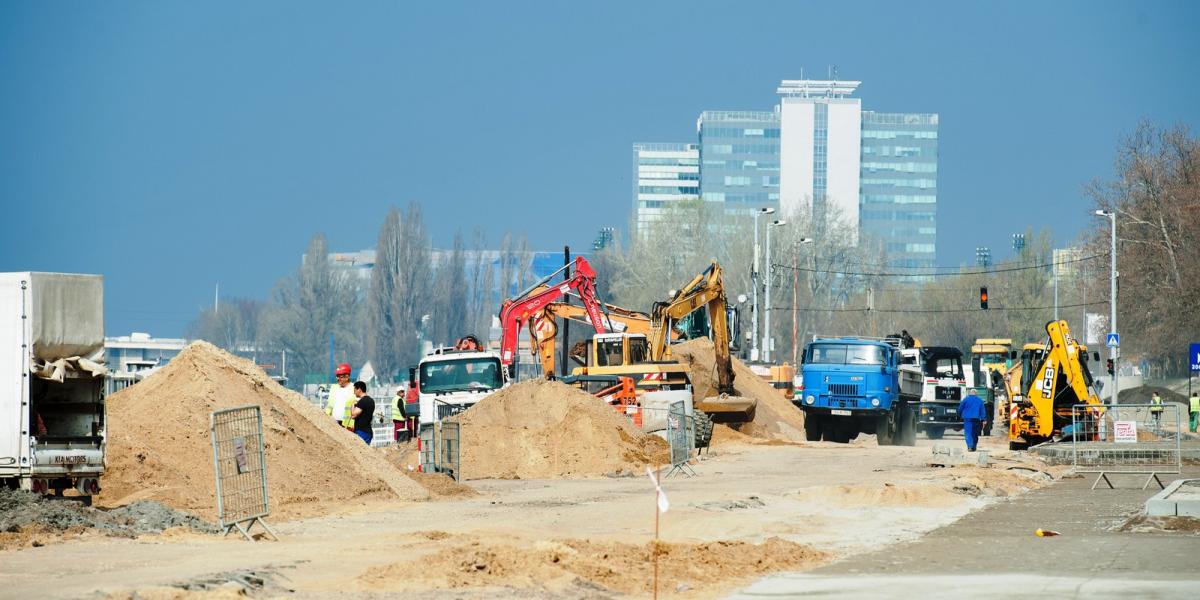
top-left (187, 203), bottom-right (538, 385)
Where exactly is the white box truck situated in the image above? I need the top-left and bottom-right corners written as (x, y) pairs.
top-left (1, 272), bottom-right (107, 502)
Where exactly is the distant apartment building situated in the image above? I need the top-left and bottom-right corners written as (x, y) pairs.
top-left (631, 143), bottom-right (700, 232)
top-left (859, 111), bottom-right (939, 269)
top-left (630, 77), bottom-right (939, 266)
top-left (696, 111), bottom-right (781, 210)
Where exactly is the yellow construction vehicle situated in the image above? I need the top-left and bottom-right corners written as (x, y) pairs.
top-left (528, 300), bottom-right (658, 380)
top-left (647, 261), bottom-right (756, 423)
top-left (971, 338), bottom-right (1014, 378)
top-left (1008, 320), bottom-right (1104, 450)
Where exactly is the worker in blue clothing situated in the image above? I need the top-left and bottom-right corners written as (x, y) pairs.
top-left (958, 389), bottom-right (989, 452)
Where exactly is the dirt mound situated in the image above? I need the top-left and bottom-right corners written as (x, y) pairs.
top-left (1119, 385), bottom-right (1188, 406)
top-left (671, 338), bottom-right (808, 441)
top-left (361, 535), bottom-right (827, 595)
top-left (449, 379), bottom-right (671, 480)
top-left (0, 488), bottom-right (216, 550)
top-left (788, 483), bottom-right (964, 507)
top-left (98, 341), bottom-right (426, 520)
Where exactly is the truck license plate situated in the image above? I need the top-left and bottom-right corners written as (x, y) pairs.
top-left (53, 455), bottom-right (86, 464)
top-left (830, 409), bottom-right (852, 416)
top-left (946, 409), bottom-right (956, 414)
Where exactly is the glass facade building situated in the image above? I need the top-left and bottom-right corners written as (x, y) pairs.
top-left (632, 143), bottom-right (700, 233)
top-left (696, 111), bottom-right (781, 212)
top-left (859, 112), bottom-right (939, 269)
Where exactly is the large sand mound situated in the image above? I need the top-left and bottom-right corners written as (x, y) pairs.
top-left (360, 533), bottom-right (827, 596)
top-left (671, 338), bottom-right (808, 441)
top-left (450, 379), bottom-right (670, 480)
top-left (99, 341), bottom-right (427, 520)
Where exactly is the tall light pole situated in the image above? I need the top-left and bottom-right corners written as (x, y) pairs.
top-left (751, 207), bottom-right (775, 361)
top-left (764, 219), bottom-right (787, 363)
top-left (1095, 209), bottom-right (1118, 404)
top-left (792, 237), bottom-right (813, 366)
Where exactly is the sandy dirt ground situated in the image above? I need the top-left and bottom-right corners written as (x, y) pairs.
top-left (0, 433), bottom-right (1064, 599)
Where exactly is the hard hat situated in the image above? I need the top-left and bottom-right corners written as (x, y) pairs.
top-left (335, 363), bottom-right (351, 376)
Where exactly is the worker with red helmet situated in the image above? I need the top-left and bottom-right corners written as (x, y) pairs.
top-left (325, 363), bottom-right (356, 430)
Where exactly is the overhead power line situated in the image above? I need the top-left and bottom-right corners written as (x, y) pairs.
top-left (768, 300), bottom-right (1107, 314)
top-left (771, 253), bottom-right (1108, 278)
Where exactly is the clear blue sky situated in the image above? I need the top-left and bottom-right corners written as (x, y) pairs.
top-left (2, 1), bottom-right (1197, 336)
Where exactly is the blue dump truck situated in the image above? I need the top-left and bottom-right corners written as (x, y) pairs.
top-left (796, 336), bottom-right (923, 445)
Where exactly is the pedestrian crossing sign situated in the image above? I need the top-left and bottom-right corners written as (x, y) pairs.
top-left (1106, 333), bottom-right (1119, 348)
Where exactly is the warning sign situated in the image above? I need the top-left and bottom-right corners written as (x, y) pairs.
top-left (1113, 421), bottom-right (1137, 443)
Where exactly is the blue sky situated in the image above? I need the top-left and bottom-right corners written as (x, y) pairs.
top-left (2, 1), bottom-right (1197, 336)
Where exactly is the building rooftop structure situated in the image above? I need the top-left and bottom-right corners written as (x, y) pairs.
top-left (776, 79), bottom-right (861, 98)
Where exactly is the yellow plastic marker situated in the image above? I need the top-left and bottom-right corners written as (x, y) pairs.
top-left (1035, 529), bottom-right (1060, 537)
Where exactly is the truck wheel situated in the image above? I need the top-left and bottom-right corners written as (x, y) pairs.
top-left (983, 421), bottom-right (994, 436)
top-left (693, 411), bottom-right (714, 449)
top-left (924, 426), bottom-right (945, 440)
top-left (804, 414), bottom-right (822, 442)
top-left (875, 413), bottom-right (895, 446)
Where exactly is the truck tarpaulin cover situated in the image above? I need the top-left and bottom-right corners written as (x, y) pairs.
top-left (29, 273), bottom-right (106, 382)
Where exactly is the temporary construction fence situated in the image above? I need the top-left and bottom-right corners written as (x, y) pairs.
top-left (419, 421), bottom-right (462, 481)
top-left (1071, 403), bottom-right (1183, 490)
top-left (665, 400), bottom-right (696, 478)
top-left (209, 405), bottom-right (278, 541)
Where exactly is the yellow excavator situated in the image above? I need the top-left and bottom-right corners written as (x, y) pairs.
top-left (1008, 320), bottom-right (1104, 450)
top-left (528, 300), bottom-right (659, 380)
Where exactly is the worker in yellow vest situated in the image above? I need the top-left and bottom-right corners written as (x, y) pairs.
top-left (1150, 391), bottom-right (1164, 430)
top-left (1189, 392), bottom-right (1199, 433)
top-left (391, 387), bottom-right (408, 442)
top-left (325, 363), bottom-right (356, 431)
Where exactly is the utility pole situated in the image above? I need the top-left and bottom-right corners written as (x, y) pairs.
top-left (791, 238), bottom-right (813, 366)
top-left (1095, 210), bottom-right (1118, 403)
top-left (751, 207), bottom-right (775, 362)
top-left (764, 219), bottom-right (787, 363)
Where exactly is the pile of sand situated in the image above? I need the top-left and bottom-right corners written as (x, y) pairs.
top-left (99, 341), bottom-right (427, 520)
top-left (382, 442), bottom-right (480, 498)
top-left (361, 533), bottom-right (827, 596)
top-left (449, 379), bottom-right (670, 480)
top-left (671, 338), bottom-right (808, 441)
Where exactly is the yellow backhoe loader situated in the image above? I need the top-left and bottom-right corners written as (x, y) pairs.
top-left (1008, 320), bottom-right (1104, 450)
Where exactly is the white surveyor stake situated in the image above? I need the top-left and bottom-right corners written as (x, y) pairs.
top-left (648, 466), bottom-right (670, 600)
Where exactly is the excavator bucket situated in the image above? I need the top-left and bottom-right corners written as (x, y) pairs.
top-left (694, 394), bottom-right (757, 424)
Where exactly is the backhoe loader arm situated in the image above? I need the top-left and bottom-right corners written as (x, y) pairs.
top-left (498, 256), bottom-right (607, 381)
top-left (1023, 320), bottom-right (1102, 438)
top-left (529, 301), bottom-right (654, 379)
top-left (649, 261), bottom-right (736, 395)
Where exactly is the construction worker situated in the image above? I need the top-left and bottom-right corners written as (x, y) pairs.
top-left (958, 388), bottom-right (988, 452)
top-left (350, 381), bottom-right (375, 445)
top-left (325, 363), bottom-right (356, 430)
top-left (1150, 391), bottom-right (1164, 429)
top-left (391, 386), bottom-right (408, 442)
top-left (1189, 391), bottom-right (1199, 433)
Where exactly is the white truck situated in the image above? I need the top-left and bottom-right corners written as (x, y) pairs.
top-left (415, 347), bottom-right (506, 428)
top-left (1, 272), bottom-right (107, 502)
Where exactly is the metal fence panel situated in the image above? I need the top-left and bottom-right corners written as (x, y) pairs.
top-left (418, 422), bottom-right (462, 481)
top-left (209, 405), bottom-right (277, 541)
top-left (665, 401), bottom-right (696, 478)
top-left (1071, 403), bottom-right (1182, 490)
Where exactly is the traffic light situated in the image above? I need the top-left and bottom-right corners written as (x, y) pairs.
top-left (979, 286), bottom-right (989, 310)
top-left (1106, 358), bottom-right (1114, 375)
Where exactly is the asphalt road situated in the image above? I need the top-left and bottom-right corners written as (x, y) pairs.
top-left (731, 466), bottom-right (1200, 598)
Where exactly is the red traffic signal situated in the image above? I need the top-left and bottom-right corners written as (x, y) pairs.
top-left (1106, 358), bottom-right (1114, 375)
top-left (979, 286), bottom-right (989, 310)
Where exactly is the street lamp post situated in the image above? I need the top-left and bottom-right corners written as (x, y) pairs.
top-left (791, 238), bottom-right (813, 366)
top-left (764, 219), bottom-right (787, 363)
top-left (751, 207), bottom-right (775, 362)
top-left (1095, 210), bottom-right (1118, 404)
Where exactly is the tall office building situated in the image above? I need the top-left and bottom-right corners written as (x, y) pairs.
top-left (777, 80), bottom-right (862, 235)
top-left (696, 111), bottom-right (781, 211)
top-left (859, 112), bottom-right (938, 268)
top-left (632, 143), bottom-right (700, 233)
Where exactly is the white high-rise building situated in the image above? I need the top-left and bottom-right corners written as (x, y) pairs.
top-left (777, 80), bottom-right (862, 236)
top-left (631, 143), bottom-right (700, 234)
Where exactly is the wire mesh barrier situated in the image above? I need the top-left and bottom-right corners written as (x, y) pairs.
top-left (1071, 403), bottom-right (1183, 490)
top-left (665, 400), bottom-right (696, 478)
top-left (418, 421), bottom-right (462, 481)
top-left (209, 405), bottom-right (278, 541)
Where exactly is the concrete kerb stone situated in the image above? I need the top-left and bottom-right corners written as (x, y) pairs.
top-left (1145, 478), bottom-right (1200, 517)
top-left (930, 443), bottom-right (990, 467)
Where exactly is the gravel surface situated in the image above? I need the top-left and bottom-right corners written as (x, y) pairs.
top-left (0, 488), bottom-right (217, 536)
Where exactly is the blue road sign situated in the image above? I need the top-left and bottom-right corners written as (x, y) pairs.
top-left (1190, 343), bottom-right (1200, 372)
top-left (1106, 333), bottom-right (1119, 348)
